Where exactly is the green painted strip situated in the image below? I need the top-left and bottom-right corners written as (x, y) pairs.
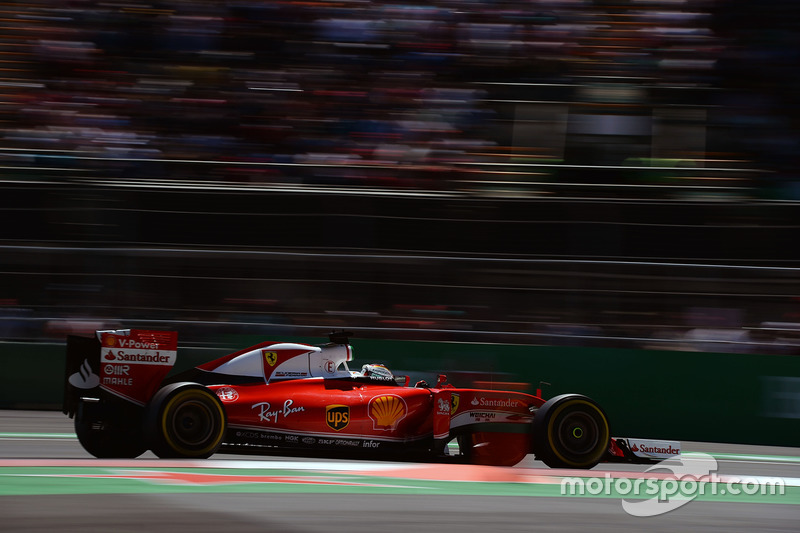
top-left (684, 452), bottom-right (800, 463)
top-left (0, 466), bottom-right (798, 504)
top-left (0, 433), bottom-right (76, 439)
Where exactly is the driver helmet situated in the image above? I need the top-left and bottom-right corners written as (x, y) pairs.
top-left (361, 364), bottom-right (394, 381)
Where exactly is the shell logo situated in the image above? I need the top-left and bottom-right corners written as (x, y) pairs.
top-left (368, 395), bottom-right (407, 431)
top-left (104, 336), bottom-right (116, 347)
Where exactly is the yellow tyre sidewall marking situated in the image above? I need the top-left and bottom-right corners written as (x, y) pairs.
top-left (546, 399), bottom-right (609, 467)
top-left (161, 389), bottom-right (225, 456)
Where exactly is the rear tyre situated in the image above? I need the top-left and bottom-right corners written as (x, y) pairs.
top-left (532, 394), bottom-right (610, 469)
top-left (74, 401), bottom-right (147, 459)
top-left (145, 383), bottom-right (226, 459)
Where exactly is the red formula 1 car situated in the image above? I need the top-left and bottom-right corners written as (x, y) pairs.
top-left (63, 329), bottom-right (680, 467)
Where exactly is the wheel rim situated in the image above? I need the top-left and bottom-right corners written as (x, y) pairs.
top-left (554, 410), bottom-right (600, 456)
top-left (168, 399), bottom-right (215, 447)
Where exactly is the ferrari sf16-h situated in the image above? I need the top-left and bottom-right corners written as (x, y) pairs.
top-left (63, 329), bottom-right (680, 467)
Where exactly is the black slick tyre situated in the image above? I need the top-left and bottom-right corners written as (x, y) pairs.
top-left (532, 393), bottom-right (610, 469)
top-left (74, 400), bottom-right (147, 459)
top-left (145, 382), bottom-right (226, 459)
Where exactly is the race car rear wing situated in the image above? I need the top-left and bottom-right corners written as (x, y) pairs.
top-left (63, 334), bottom-right (102, 417)
top-left (63, 329), bottom-right (178, 416)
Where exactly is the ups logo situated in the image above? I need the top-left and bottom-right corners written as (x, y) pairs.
top-left (326, 404), bottom-right (350, 431)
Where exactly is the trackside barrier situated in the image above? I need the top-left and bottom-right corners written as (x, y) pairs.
top-left (1, 337), bottom-right (798, 447)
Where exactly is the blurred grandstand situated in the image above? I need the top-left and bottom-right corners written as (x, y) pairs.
top-left (0, 0), bottom-right (798, 354)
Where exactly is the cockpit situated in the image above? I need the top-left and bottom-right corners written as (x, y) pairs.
top-left (204, 332), bottom-right (400, 386)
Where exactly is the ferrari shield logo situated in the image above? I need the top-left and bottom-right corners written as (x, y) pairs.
top-left (326, 405), bottom-right (350, 431)
top-left (450, 393), bottom-right (460, 415)
top-left (263, 351), bottom-right (278, 367)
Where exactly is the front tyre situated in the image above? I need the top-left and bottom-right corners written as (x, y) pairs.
top-left (145, 383), bottom-right (226, 459)
top-left (532, 394), bottom-right (610, 469)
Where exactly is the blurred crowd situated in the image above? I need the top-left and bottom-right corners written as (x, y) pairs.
top-left (3, 295), bottom-right (800, 355)
top-left (0, 0), bottom-right (798, 195)
top-left (1, 0), bottom-right (799, 354)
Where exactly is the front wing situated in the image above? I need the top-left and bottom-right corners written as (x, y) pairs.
top-left (607, 437), bottom-right (682, 463)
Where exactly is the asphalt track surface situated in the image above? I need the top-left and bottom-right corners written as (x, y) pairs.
top-left (1, 410), bottom-right (798, 532)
